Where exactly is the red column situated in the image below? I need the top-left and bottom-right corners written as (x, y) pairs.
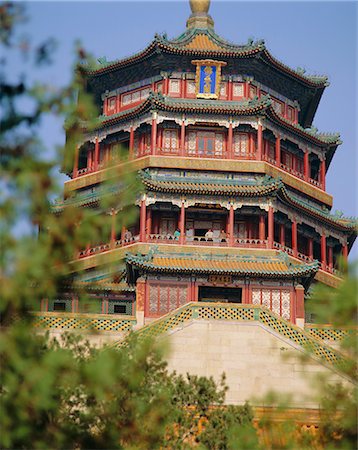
top-left (328, 246), bottom-right (333, 270)
top-left (320, 158), bottom-right (326, 190)
top-left (87, 148), bottom-right (92, 172)
top-left (121, 226), bottom-right (125, 241)
top-left (94, 137), bottom-right (99, 171)
top-left (140, 199), bottom-right (147, 242)
top-left (292, 219), bottom-right (298, 257)
top-left (308, 238), bottom-right (313, 260)
top-left (228, 205), bottom-right (234, 246)
top-left (110, 210), bottom-right (116, 248)
top-left (320, 234), bottom-right (327, 269)
top-left (268, 206), bottom-right (274, 249)
top-left (129, 126), bottom-right (134, 159)
top-left (279, 223), bottom-right (285, 246)
top-left (73, 145), bottom-right (79, 178)
top-left (146, 208), bottom-right (152, 237)
top-left (295, 284), bottom-right (305, 327)
top-left (228, 78), bottom-right (233, 101)
top-left (179, 202), bottom-right (185, 244)
top-left (244, 81), bottom-right (249, 98)
top-left (180, 119), bottom-right (186, 156)
top-left (342, 244), bottom-right (348, 264)
top-left (227, 122), bottom-right (233, 159)
top-left (163, 77), bottom-right (169, 95)
top-left (259, 214), bottom-right (265, 241)
top-left (304, 151), bottom-right (310, 182)
top-left (257, 123), bottom-right (263, 161)
top-left (151, 115), bottom-right (157, 155)
top-left (275, 136), bottom-right (281, 166)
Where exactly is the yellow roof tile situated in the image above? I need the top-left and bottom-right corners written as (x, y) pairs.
top-left (183, 34), bottom-right (224, 51)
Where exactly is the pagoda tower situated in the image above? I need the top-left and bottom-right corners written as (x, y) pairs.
top-left (43, 0), bottom-right (356, 386)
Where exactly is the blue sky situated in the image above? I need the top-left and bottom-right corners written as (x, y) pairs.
top-left (14, 1), bottom-right (357, 256)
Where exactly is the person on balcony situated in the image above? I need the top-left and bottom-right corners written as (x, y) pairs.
top-left (205, 229), bottom-right (214, 241)
top-left (173, 228), bottom-right (181, 240)
top-left (219, 229), bottom-right (227, 242)
top-left (186, 227), bottom-right (194, 242)
top-left (124, 229), bottom-right (132, 242)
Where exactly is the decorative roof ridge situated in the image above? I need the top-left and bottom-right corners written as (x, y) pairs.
top-left (160, 92), bottom-right (272, 109)
top-left (83, 39), bottom-right (158, 75)
top-left (280, 188), bottom-right (357, 230)
top-left (261, 48), bottom-right (329, 87)
top-left (166, 27), bottom-right (265, 52)
top-left (127, 247), bottom-right (319, 266)
top-left (266, 105), bottom-right (341, 146)
top-left (96, 92), bottom-right (271, 129)
top-left (125, 250), bottom-right (320, 276)
top-left (139, 168), bottom-right (281, 188)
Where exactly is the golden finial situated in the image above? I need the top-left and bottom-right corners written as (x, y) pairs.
top-left (187, 0), bottom-right (214, 29)
top-left (190, 0), bottom-right (210, 14)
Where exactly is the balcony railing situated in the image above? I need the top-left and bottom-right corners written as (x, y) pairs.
top-left (74, 147), bottom-right (324, 191)
top-left (234, 238), bottom-right (267, 248)
top-left (77, 236), bottom-right (340, 276)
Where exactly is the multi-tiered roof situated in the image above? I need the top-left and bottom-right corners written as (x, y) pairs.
top-left (54, 0), bottom-right (357, 329)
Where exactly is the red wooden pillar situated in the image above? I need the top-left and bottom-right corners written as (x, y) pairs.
top-left (151, 114), bottom-right (157, 155)
top-left (180, 119), bottom-right (186, 156)
top-left (320, 158), bottom-right (326, 190)
top-left (328, 246), bottom-right (333, 270)
top-left (94, 137), bottom-right (100, 171)
top-left (259, 214), bottom-right (266, 241)
top-left (228, 205), bottom-right (234, 246)
top-left (244, 81), bottom-right (249, 98)
top-left (129, 126), bottom-right (134, 159)
top-left (279, 223), bottom-right (285, 246)
top-left (228, 78), bottom-right (233, 101)
top-left (275, 135), bottom-right (281, 166)
top-left (146, 208), bottom-right (152, 237)
top-left (291, 219), bottom-right (298, 257)
top-left (268, 206), bottom-right (274, 249)
top-left (73, 145), bottom-right (79, 178)
top-left (179, 202), bottom-right (185, 244)
top-left (163, 76), bottom-right (169, 95)
top-left (139, 199), bottom-right (147, 242)
top-left (342, 243), bottom-right (348, 264)
top-left (304, 150), bottom-right (310, 182)
top-left (257, 123), bottom-right (263, 160)
top-left (308, 238), bottom-right (313, 260)
top-left (87, 149), bottom-right (92, 171)
top-left (295, 284), bottom-right (305, 327)
top-left (121, 226), bottom-right (126, 241)
top-left (110, 209), bottom-right (117, 248)
top-left (320, 234), bottom-right (327, 269)
top-left (227, 121), bottom-right (233, 159)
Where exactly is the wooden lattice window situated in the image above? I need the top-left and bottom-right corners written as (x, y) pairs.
top-left (187, 131), bottom-right (224, 157)
top-left (252, 288), bottom-right (291, 320)
top-left (148, 283), bottom-right (189, 316)
top-left (162, 129), bottom-right (178, 152)
top-left (121, 87), bottom-right (150, 106)
top-left (272, 98), bottom-right (285, 115)
top-left (233, 82), bottom-right (244, 98)
top-left (107, 96), bottom-right (117, 115)
top-left (249, 85), bottom-right (257, 99)
top-left (233, 133), bottom-right (249, 157)
top-left (287, 106), bottom-right (295, 121)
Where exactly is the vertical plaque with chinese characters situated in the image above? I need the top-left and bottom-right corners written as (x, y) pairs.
top-left (192, 59), bottom-right (227, 99)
